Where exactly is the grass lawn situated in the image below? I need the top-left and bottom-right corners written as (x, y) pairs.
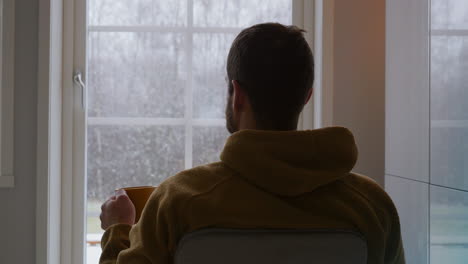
top-left (87, 200), bottom-right (104, 234)
top-left (87, 216), bottom-right (103, 234)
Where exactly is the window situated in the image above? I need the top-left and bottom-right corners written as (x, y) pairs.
top-left (430, 0), bottom-right (468, 262)
top-left (83, 1), bottom-right (296, 263)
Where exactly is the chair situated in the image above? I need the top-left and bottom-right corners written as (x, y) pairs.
top-left (174, 228), bottom-right (367, 264)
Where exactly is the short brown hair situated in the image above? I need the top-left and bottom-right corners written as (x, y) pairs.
top-left (227, 23), bottom-right (314, 130)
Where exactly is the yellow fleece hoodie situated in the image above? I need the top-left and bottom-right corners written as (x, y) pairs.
top-left (100, 127), bottom-right (405, 264)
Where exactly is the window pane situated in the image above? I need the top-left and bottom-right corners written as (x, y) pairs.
top-left (89, 0), bottom-right (187, 26)
top-left (193, 126), bottom-right (230, 166)
top-left (431, 36), bottom-right (468, 121)
top-left (431, 36), bottom-right (468, 192)
top-left (430, 2), bottom-right (468, 264)
top-left (194, 0), bottom-right (292, 27)
top-left (87, 125), bottom-right (185, 202)
top-left (192, 33), bottom-right (236, 118)
top-left (431, 127), bottom-right (468, 191)
top-left (86, 124), bottom-right (184, 262)
top-left (88, 32), bottom-right (186, 118)
top-left (432, 0), bottom-right (468, 30)
top-left (430, 185), bottom-right (468, 263)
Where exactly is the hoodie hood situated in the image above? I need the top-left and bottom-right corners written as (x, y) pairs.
top-left (220, 127), bottom-right (358, 196)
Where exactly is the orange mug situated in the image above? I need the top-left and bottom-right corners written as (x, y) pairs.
top-left (119, 186), bottom-right (156, 223)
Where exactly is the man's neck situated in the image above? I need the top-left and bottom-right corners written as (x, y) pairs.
top-left (237, 112), bottom-right (299, 131)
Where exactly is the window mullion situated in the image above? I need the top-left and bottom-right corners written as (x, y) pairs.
top-left (431, 29), bottom-right (468, 36)
top-left (184, 0), bottom-right (194, 169)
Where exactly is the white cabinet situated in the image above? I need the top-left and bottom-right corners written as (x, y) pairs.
top-left (386, 0), bottom-right (468, 262)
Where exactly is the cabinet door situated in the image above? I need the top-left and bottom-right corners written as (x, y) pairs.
top-left (386, 0), bottom-right (430, 183)
top-left (386, 175), bottom-right (429, 264)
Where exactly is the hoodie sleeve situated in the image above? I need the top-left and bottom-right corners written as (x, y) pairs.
top-left (99, 224), bottom-right (134, 264)
top-left (99, 184), bottom-right (182, 264)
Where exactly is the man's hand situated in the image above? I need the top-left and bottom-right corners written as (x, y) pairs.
top-left (100, 189), bottom-right (136, 230)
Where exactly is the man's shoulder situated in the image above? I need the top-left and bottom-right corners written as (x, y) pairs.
top-left (157, 162), bottom-right (236, 201)
top-left (342, 173), bottom-right (399, 218)
top-left (343, 172), bottom-right (384, 193)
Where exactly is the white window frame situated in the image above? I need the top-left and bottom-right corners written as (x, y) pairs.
top-left (37, 1), bottom-right (334, 263)
top-left (0, 0), bottom-right (15, 188)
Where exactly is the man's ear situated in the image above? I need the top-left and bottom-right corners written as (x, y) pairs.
top-left (305, 88), bottom-right (313, 104)
top-left (232, 80), bottom-right (246, 112)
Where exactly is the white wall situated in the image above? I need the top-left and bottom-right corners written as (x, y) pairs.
top-left (0, 0), bottom-right (38, 262)
top-left (332, 0), bottom-right (386, 185)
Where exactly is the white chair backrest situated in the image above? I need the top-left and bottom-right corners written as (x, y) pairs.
top-left (174, 229), bottom-right (367, 264)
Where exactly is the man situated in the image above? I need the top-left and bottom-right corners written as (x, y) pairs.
top-left (100, 23), bottom-right (405, 264)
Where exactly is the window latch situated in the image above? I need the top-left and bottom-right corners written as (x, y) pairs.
top-left (73, 71), bottom-right (86, 109)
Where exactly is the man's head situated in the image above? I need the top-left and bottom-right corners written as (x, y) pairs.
top-left (225, 23), bottom-right (314, 133)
